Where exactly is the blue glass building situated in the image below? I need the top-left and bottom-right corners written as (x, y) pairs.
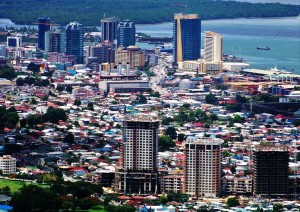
top-left (173, 14), bottom-right (201, 63)
top-left (38, 17), bottom-right (50, 50)
top-left (117, 20), bottom-right (135, 48)
top-left (65, 22), bottom-right (84, 64)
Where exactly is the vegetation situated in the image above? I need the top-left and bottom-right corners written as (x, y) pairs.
top-left (0, 0), bottom-right (299, 25)
top-left (0, 106), bottom-right (19, 130)
top-left (0, 65), bottom-right (16, 80)
top-left (226, 197), bottom-right (240, 207)
top-left (158, 135), bottom-right (175, 151)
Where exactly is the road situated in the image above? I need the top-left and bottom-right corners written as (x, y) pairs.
top-left (149, 56), bottom-right (173, 95)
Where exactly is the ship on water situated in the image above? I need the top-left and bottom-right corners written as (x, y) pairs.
top-left (257, 46), bottom-right (270, 50)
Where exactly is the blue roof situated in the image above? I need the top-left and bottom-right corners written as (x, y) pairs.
top-left (0, 204), bottom-right (13, 210)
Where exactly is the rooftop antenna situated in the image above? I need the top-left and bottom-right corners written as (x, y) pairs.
top-left (104, 13), bottom-right (106, 18)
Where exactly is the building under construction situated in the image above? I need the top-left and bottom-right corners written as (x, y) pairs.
top-left (253, 144), bottom-right (289, 198)
top-left (115, 114), bottom-right (160, 194)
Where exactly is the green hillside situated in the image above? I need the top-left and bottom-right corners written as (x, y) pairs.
top-left (0, 0), bottom-right (299, 25)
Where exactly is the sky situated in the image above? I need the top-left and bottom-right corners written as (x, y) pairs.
top-left (228, 0), bottom-right (300, 4)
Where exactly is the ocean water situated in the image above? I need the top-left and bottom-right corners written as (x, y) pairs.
top-left (1, 17), bottom-right (300, 73)
top-left (136, 17), bottom-right (300, 73)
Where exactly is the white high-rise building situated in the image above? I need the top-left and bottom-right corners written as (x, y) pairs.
top-left (115, 114), bottom-right (159, 194)
top-left (0, 155), bottom-right (16, 174)
top-left (204, 31), bottom-right (223, 63)
top-left (184, 137), bottom-right (223, 198)
top-left (7, 36), bottom-right (22, 48)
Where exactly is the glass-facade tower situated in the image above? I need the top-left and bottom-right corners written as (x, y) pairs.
top-left (117, 20), bottom-right (135, 48)
top-left (173, 14), bottom-right (201, 63)
top-left (66, 22), bottom-right (84, 64)
top-left (38, 17), bottom-right (51, 50)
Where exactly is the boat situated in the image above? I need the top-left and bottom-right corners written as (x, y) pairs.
top-left (257, 46), bottom-right (270, 50)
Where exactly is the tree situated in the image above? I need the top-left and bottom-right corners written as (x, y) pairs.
top-left (0, 65), bottom-right (16, 80)
top-left (87, 102), bottom-right (94, 111)
top-left (230, 166), bottom-right (236, 174)
top-left (158, 135), bottom-right (175, 151)
top-left (205, 93), bottom-right (217, 104)
top-left (197, 205), bottom-right (213, 212)
top-left (11, 185), bottom-right (62, 212)
top-left (16, 77), bottom-right (24, 86)
top-left (273, 204), bottom-right (283, 212)
top-left (45, 107), bottom-right (67, 124)
top-left (178, 133), bottom-right (186, 142)
top-left (74, 99), bottom-right (81, 106)
top-left (166, 191), bottom-right (189, 203)
top-left (165, 126), bottom-right (177, 139)
top-left (134, 94), bottom-right (147, 104)
top-left (63, 133), bottom-right (75, 144)
top-left (226, 197), bottom-right (240, 207)
top-left (66, 85), bottom-right (73, 93)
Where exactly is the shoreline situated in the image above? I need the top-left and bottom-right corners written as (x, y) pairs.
top-left (0, 15), bottom-right (299, 26)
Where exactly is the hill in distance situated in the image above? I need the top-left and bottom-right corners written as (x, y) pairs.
top-left (0, 0), bottom-right (299, 25)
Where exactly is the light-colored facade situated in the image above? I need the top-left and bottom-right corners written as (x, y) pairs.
top-left (221, 175), bottom-right (253, 195)
top-left (115, 46), bottom-right (145, 67)
top-left (184, 138), bottom-right (222, 198)
top-left (0, 155), bottom-right (16, 175)
top-left (115, 114), bottom-right (160, 194)
top-left (7, 36), bottom-right (22, 48)
top-left (161, 174), bottom-right (183, 193)
top-left (204, 31), bottom-right (223, 63)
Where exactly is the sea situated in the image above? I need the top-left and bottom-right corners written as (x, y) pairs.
top-left (1, 16), bottom-right (300, 73)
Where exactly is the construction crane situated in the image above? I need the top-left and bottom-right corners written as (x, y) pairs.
top-left (33, 22), bottom-right (60, 51)
top-left (171, 4), bottom-right (187, 14)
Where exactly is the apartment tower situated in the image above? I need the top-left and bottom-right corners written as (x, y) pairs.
top-left (184, 137), bottom-right (222, 198)
top-left (173, 14), bottom-right (201, 63)
top-left (253, 145), bottom-right (289, 198)
top-left (115, 114), bottom-right (159, 194)
top-left (204, 31), bottom-right (223, 63)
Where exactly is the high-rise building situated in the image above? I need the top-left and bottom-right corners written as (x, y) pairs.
top-left (38, 17), bottom-right (51, 50)
top-left (115, 46), bottom-right (145, 68)
top-left (184, 137), bottom-right (222, 198)
top-left (101, 17), bottom-right (119, 42)
top-left (45, 31), bottom-right (66, 53)
top-left (7, 36), bottom-right (22, 48)
top-left (204, 31), bottom-right (223, 63)
top-left (117, 20), bottom-right (135, 48)
top-left (253, 145), bottom-right (289, 198)
top-left (89, 42), bottom-right (115, 64)
top-left (173, 14), bottom-right (201, 63)
top-left (115, 114), bottom-right (160, 194)
top-left (65, 22), bottom-right (84, 64)
top-left (0, 45), bottom-right (6, 57)
top-left (0, 155), bottom-right (16, 174)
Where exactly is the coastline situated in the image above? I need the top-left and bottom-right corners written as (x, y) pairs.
top-left (0, 14), bottom-right (299, 26)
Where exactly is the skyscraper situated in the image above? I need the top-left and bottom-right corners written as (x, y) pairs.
top-left (117, 20), bottom-right (135, 48)
top-left (38, 17), bottom-right (51, 50)
top-left (115, 114), bottom-right (159, 194)
top-left (184, 137), bottom-right (222, 198)
top-left (173, 14), bottom-right (201, 63)
top-left (101, 17), bottom-right (119, 42)
top-left (7, 36), bottom-right (22, 48)
top-left (204, 31), bottom-right (223, 63)
top-left (65, 22), bottom-right (84, 64)
top-left (45, 31), bottom-right (66, 53)
top-left (253, 145), bottom-right (289, 198)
